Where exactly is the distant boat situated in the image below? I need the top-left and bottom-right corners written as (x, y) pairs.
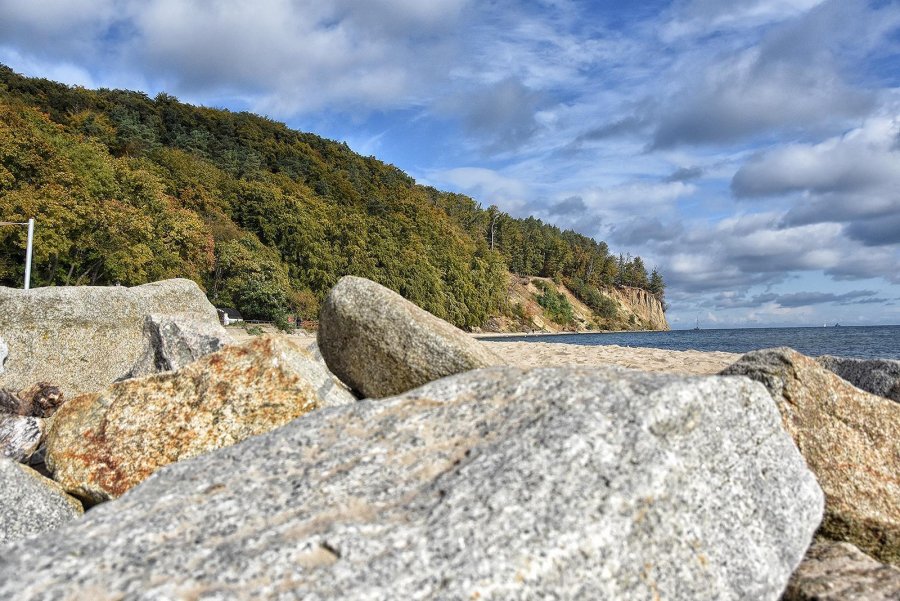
top-left (693, 316), bottom-right (701, 331)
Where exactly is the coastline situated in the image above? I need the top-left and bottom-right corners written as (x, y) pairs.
top-left (230, 327), bottom-right (738, 377)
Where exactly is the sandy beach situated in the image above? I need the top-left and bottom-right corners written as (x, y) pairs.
top-left (230, 328), bottom-right (740, 376)
top-left (479, 340), bottom-right (740, 375)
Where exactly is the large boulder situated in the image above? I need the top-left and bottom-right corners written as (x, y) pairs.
top-left (722, 348), bottom-right (900, 564)
top-left (816, 355), bottom-right (900, 402)
top-left (0, 415), bottom-right (44, 462)
top-left (784, 540), bottom-right (900, 601)
top-left (121, 313), bottom-right (232, 380)
top-left (46, 335), bottom-right (356, 504)
top-left (0, 459), bottom-right (83, 544)
top-left (0, 279), bottom-right (223, 397)
top-left (317, 276), bottom-right (502, 397)
top-left (0, 367), bottom-right (822, 599)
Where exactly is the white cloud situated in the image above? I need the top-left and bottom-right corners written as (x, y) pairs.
top-left (733, 117), bottom-right (900, 197)
top-left (662, 0), bottom-right (826, 40)
top-left (429, 167), bottom-right (530, 211)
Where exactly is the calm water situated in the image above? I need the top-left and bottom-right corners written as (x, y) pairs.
top-left (481, 325), bottom-right (900, 360)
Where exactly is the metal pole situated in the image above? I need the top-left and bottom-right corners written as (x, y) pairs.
top-left (24, 218), bottom-right (34, 290)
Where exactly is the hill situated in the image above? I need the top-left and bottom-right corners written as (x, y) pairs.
top-left (0, 65), bottom-right (666, 331)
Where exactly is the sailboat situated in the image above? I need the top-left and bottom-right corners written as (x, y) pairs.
top-left (693, 315), bottom-right (701, 331)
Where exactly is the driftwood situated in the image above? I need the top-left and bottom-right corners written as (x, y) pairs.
top-left (0, 383), bottom-right (64, 418)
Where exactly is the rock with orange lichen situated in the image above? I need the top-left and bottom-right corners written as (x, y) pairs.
top-left (45, 335), bottom-right (356, 504)
top-left (722, 347), bottom-right (900, 565)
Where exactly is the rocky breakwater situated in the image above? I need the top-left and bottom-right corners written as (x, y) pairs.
top-left (45, 335), bottom-right (356, 504)
top-left (0, 275), bottom-right (828, 599)
top-left (0, 364), bottom-right (822, 599)
top-left (723, 348), bottom-right (900, 565)
top-left (0, 279), bottom-right (231, 397)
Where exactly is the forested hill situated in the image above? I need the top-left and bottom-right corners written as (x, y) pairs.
top-left (0, 65), bottom-right (665, 330)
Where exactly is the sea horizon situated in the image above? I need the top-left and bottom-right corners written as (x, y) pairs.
top-left (480, 324), bottom-right (900, 360)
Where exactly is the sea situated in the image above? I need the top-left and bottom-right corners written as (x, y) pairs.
top-left (480, 325), bottom-right (900, 360)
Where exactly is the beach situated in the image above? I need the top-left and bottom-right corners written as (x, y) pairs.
top-left (230, 328), bottom-right (740, 376)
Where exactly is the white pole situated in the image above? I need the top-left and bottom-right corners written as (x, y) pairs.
top-left (24, 218), bottom-right (34, 290)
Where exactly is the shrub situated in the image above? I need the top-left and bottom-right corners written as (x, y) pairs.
top-left (536, 286), bottom-right (573, 324)
top-left (568, 278), bottom-right (617, 320)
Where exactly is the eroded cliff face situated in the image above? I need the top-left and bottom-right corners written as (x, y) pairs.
top-left (607, 286), bottom-right (670, 331)
top-left (480, 276), bottom-right (669, 333)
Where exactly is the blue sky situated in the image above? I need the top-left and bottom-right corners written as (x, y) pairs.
top-left (1, 0), bottom-right (899, 328)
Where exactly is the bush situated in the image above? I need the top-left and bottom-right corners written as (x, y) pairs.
top-left (536, 286), bottom-right (573, 325)
top-left (567, 278), bottom-right (617, 320)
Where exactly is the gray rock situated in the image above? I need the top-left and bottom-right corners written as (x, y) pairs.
top-left (121, 313), bottom-right (233, 379)
top-left (816, 355), bottom-right (900, 402)
top-left (0, 335), bottom-right (7, 375)
top-left (0, 414), bottom-right (43, 462)
top-left (783, 539), bottom-right (900, 600)
top-left (0, 279), bottom-right (222, 397)
top-left (0, 367), bottom-right (822, 599)
top-left (0, 459), bottom-right (83, 544)
top-left (317, 275), bottom-right (502, 397)
top-left (304, 341), bottom-right (359, 406)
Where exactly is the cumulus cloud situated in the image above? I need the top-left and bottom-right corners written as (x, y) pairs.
top-left (609, 217), bottom-right (684, 246)
top-left (437, 77), bottom-right (546, 152)
top-left (651, 212), bottom-right (900, 295)
top-left (733, 118), bottom-right (900, 198)
top-left (651, 0), bottom-right (900, 148)
top-left (429, 167), bottom-right (530, 211)
top-left (547, 196), bottom-right (587, 216)
top-left (0, 0), bottom-right (472, 114)
top-left (732, 117), bottom-right (900, 247)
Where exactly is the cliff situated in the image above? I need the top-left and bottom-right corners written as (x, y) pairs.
top-left (479, 275), bottom-right (669, 333)
top-left (607, 286), bottom-right (670, 331)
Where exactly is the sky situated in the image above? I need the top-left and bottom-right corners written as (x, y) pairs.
top-left (1, 0), bottom-right (899, 329)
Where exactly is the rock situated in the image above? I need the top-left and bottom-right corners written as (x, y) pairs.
top-left (121, 313), bottom-right (232, 379)
top-left (783, 539), bottom-right (900, 600)
top-left (317, 276), bottom-right (502, 397)
top-left (0, 367), bottom-right (822, 599)
top-left (0, 415), bottom-right (44, 462)
top-left (45, 335), bottom-right (356, 504)
top-left (0, 459), bottom-right (83, 544)
top-left (722, 348), bottom-right (900, 564)
top-left (0, 335), bottom-right (7, 375)
top-left (816, 355), bottom-right (900, 402)
top-left (0, 279), bottom-right (222, 397)
top-left (304, 341), bottom-right (358, 406)
top-left (0, 383), bottom-right (64, 418)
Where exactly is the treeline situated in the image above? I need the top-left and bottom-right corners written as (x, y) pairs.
top-left (0, 65), bottom-right (664, 328)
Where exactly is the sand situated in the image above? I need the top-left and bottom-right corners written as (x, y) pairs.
top-left (480, 340), bottom-right (740, 376)
top-left (228, 327), bottom-right (739, 376)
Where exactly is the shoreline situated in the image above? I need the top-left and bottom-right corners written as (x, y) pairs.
top-left (229, 327), bottom-right (738, 377)
top-left (471, 329), bottom-right (661, 339)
